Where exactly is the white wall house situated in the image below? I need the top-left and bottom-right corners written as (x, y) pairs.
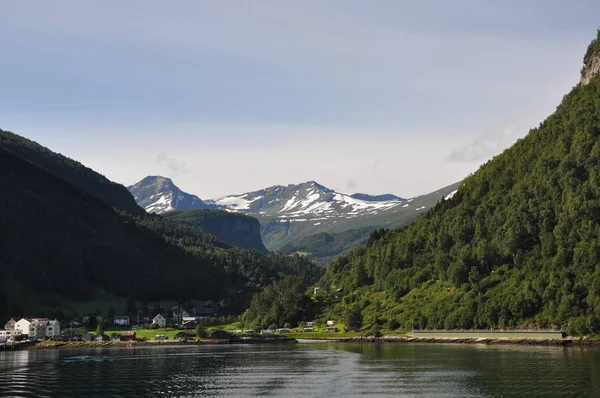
top-left (153, 314), bottom-right (166, 328)
top-left (46, 320), bottom-right (60, 337)
top-left (0, 330), bottom-right (23, 340)
top-left (114, 316), bottom-right (130, 326)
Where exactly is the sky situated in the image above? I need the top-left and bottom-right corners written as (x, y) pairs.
top-left (1, 1), bottom-right (599, 198)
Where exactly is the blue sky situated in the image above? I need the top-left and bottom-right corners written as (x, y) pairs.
top-left (1, 1), bottom-right (598, 198)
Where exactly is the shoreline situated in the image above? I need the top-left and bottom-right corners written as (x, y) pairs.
top-left (297, 335), bottom-right (600, 346)
top-left (6, 335), bottom-right (600, 351)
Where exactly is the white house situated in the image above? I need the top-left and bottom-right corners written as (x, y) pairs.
top-left (46, 320), bottom-right (60, 337)
top-left (114, 316), bottom-right (130, 326)
top-left (153, 314), bottom-right (166, 328)
top-left (0, 329), bottom-right (23, 340)
top-left (4, 318), bottom-right (17, 330)
top-left (327, 320), bottom-right (335, 326)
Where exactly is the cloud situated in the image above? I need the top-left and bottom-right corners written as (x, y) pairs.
top-left (447, 125), bottom-right (528, 163)
top-left (347, 177), bottom-right (358, 189)
top-left (156, 152), bottom-right (189, 177)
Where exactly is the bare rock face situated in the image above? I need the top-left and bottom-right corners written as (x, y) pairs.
top-left (581, 31), bottom-right (600, 85)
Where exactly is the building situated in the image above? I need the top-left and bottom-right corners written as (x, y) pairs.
top-left (326, 320), bottom-right (335, 326)
top-left (4, 318), bottom-right (17, 330)
top-left (0, 330), bottom-right (23, 340)
top-left (82, 333), bottom-right (95, 342)
top-left (276, 328), bottom-right (291, 333)
top-left (153, 314), bottom-right (166, 328)
top-left (303, 327), bottom-right (315, 332)
top-left (114, 316), bottom-right (130, 326)
top-left (306, 322), bottom-right (314, 327)
top-left (325, 327), bottom-right (338, 333)
top-left (46, 320), bottom-right (60, 337)
top-left (121, 331), bottom-right (136, 341)
top-left (181, 320), bottom-right (197, 330)
top-left (14, 318), bottom-right (60, 339)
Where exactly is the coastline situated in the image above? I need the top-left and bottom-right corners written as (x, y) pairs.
top-left (20, 336), bottom-right (296, 350)
top-left (6, 331), bottom-right (600, 351)
top-left (297, 335), bottom-right (600, 346)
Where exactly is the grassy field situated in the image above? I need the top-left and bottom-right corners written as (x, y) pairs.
top-left (110, 328), bottom-right (182, 339)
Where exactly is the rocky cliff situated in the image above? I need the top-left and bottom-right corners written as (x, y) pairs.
top-left (581, 30), bottom-right (600, 85)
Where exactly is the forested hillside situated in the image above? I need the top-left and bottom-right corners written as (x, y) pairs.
top-left (0, 129), bottom-right (145, 216)
top-left (0, 143), bottom-right (321, 320)
top-left (317, 32), bottom-right (600, 334)
top-left (165, 210), bottom-right (268, 253)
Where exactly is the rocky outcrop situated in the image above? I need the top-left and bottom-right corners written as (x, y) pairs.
top-left (581, 31), bottom-right (600, 85)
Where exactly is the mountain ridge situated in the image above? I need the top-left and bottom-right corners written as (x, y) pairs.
top-left (0, 128), bottom-right (145, 216)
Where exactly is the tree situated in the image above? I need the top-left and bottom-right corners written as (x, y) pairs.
top-left (344, 305), bottom-right (363, 331)
top-left (195, 324), bottom-right (206, 338)
top-left (96, 323), bottom-right (104, 336)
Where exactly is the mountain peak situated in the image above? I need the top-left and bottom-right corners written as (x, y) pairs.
top-left (581, 30), bottom-right (600, 85)
top-left (128, 176), bottom-right (206, 214)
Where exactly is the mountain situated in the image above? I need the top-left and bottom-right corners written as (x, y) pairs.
top-left (206, 180), bottom-right (461, 254)
top-left (128, 177), bottom-right (456, 260)
top-left (205, 181), bottom-right (403, 219)
top-left (350, 193), bottom-right (404, 202)
top-left (316, 31), bottom-right (600, 334)
top-left (0, 133), bottom-right (322, 320)
top-left (0, 128), bottom-right (144, 216)
top-left (165, 210), bottom-right (268, 253)
top-left (128, 176), bottom-right (208, 214)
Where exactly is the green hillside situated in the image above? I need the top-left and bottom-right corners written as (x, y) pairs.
top-left (0, 129), bottom-right (145, 216)
top-left (165, 210), bottom-right (268, 253)
top-left (279, 226), bottom-right (378, 265)
top-left (313, 32), bottom-right (600, 334)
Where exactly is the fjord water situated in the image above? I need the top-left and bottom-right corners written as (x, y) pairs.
top-left (1, 343), bottom-right (599, 397)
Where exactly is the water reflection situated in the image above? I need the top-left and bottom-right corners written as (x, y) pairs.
top-left (1, 343), bottom-right (599, 397)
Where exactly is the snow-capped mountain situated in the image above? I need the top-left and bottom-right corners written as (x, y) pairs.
top-left (128, 176), bottom-right (207, 214)
top-left (128, 176), bottom-right (461, 257)
top-left (205, 181), bottom-right (405, 220)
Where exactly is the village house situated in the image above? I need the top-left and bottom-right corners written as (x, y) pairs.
top-left (82, 333), bottom-right (95, 342)
top-left (121, 331), bottom-right (136, 341)
top-left (4, 318), bottom-right (17, 331)
top-left (0, 330), bottom-right (23, 340)
top-left (113, 316), bottom-right (130, 326)
top-left (326, 320), bottom-right (335, 326)
top-left (153, 314), bottom-right (166, 328)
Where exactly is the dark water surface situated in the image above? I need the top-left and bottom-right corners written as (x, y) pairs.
top-left (1, 342), bottom-right (599, 397)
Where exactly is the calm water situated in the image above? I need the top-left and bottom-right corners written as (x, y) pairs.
top-left (1, 342), bottom-right (599, 397)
